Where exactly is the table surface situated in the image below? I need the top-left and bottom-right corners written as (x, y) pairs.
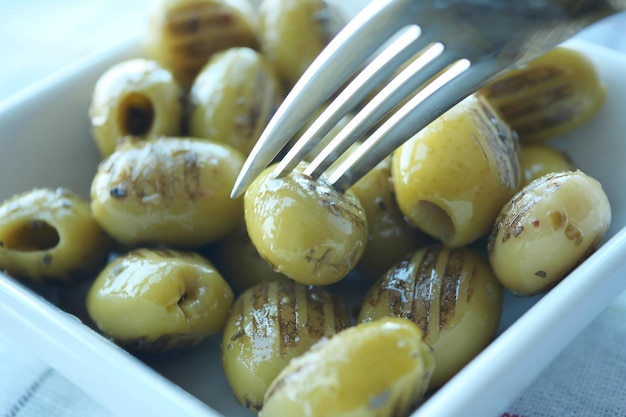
top-left (1, 2), bottom-right (626, 417)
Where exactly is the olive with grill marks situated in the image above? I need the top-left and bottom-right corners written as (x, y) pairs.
top-left (145, 0), bottom-right (259, 90)
top-left (358, 244), bottom-right (504, 389)
top-left (488, 170), bottom-right (611, 295)
top-left (90, 137), bottom-right (245, 248)
top-left (221, 281), bottom-right (350, 412)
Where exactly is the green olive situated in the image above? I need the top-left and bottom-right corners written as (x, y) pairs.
top-left (90, 137), bottom-right (245, 248)
top-left (478, 46), bottom-right (607, 142)
top-left (244, 164), bottom-right (368, 285)
top-left (89, 58), bottom-right (184, 157)
top-left (260, 317), bottom-right (435, 417)
top-left (188, 47), bottom-right (284, 156)
top-left (221, 281), bottom-right (350, 412)
top-left (358, 244), bottom-right (503, 389)
top-left (0, 188), bottom-right (112, 283)
top-left (259, 0), bottom-right (342, 87)
top-left (519, 143), bottom-right (575, 186)
top-left (392, 94), bottom-right (521, 247)
top-left (145, 0), bottom-right (259, 90)
top-left (488, 170), bottom-right (611, 295)
top-left (349, 157), bottom-right (431, 280)
top-left (86, 247), bottom-right (234, 353)
top-left (210, 225), bottom-right (292, 294)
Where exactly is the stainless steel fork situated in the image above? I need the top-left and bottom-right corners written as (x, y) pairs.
top-left (231, 0), bottom-right (625, 198)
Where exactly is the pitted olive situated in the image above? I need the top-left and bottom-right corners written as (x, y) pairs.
top-left (86, 247), bottom-right (233, 353)
top-left (0, 188), bottom-right (112, 283)
top-left (89, 58), bottom-right (184, 157)
top-left (392, 94), bottom-right (521, 247)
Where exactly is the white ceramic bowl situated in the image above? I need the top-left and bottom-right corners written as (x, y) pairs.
top-left (1, 13), bottom-right (626, 417)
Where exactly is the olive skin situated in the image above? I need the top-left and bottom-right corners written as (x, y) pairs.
top-left (145, 0), bottom-right (259, 90)
top-left (488, 170), bottom-right (611, 296)
top-left (221, 281), bottom-right (350, 412)
top-left (87, 248), bottom-right (233, 353)
top-left (89, 59), bottom-right (184, 157)
top-left (478, 46), bottom-right (607, 143)
top-left (260, 317), bottom-right (435, 417)
top-left (392, 94), bottom-right (521, 247)
top-left (210, 225), bottom-right (292, 295)
top-left (358, 244), bottom-right (504, 389)
top-left (0, 188), bottom-right (112, 283)
top-left (90, 137), bottom-right (245, 248)
top-left (258, 0), bottom-right (338, 87)
top-left (244, 164), bottom-right (368, 285)
top-left (519, 143), bottom-right (575, 186)
top-left (349, 157), bottom-right (431, 280)
top-left (188, 47), bottom-right (284, 156)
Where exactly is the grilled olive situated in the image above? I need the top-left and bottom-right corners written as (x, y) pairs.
top-left (259, 0), bottom-right (343, 87)
top-left (519, 143), bottom-right (575, 186)
top-left (87, 248), bottom-right (233, 353)
top-left (210, 225), bottom-right (292, 294)
top-left (478, 46), bottom-right (606, 142)
top-left (222, 281), bottom-right (350, 412)
top-left (90, 137), bottom-right (245, 248)
top-left (0, 188), bottom-right (112, 283)
top-left (145, 0), bottom-right (259, 90)
top-left (392, 94), bottom-right (521, 247)
top-left (260, 317), bottom-right (435, 417)
top-left (488, 170), bottom-right (611, 296)
top-left (188, 47), bottom-right (284, 156)
top-left (89, 59), bottom-right (184, 157)
top-left (358, 244), bottom-right (504, 389)
top-left (349, 157), bottom-right (431, 280)
top-left (244, 164), bottom-right (368, 285)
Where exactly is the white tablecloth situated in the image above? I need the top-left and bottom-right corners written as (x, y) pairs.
top-left (1, 2), bottom-right (626, 417)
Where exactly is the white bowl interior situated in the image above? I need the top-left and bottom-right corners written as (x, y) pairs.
top-left (1, 13), bottom-right (626, 417)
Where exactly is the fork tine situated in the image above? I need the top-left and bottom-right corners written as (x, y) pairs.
top-left (271, 24), bottom-right (425, 179)
top-left (230, 0), bottom-right (415, 198)
top-left (303, 41), bottom-right (452, 180)
top-left (326, 59), bottom-right (497, 193)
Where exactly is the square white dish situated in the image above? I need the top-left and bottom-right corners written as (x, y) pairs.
top-left (1, 16), bottom-right (626, 417)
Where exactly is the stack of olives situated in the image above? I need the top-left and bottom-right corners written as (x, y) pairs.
top-left (0, 0), bottom-right (614, 416)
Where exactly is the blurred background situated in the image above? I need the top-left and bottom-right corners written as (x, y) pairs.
top-left (0, 0), bottom-right (149, 102)
top-left (1, 0), bottom-right (626, 104)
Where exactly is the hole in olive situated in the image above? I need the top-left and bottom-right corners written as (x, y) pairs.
top-left (2, 220), bottom-right (60, 251)
top-left (413, 200), bottom-right (455, 243)
top-left (178, 284), bottom-right (199, 307)
top-left (118, 92), bottom-right (155, 136)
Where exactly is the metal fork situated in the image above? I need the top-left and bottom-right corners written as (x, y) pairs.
top-left (231, 0), bottom-right (624, 198)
